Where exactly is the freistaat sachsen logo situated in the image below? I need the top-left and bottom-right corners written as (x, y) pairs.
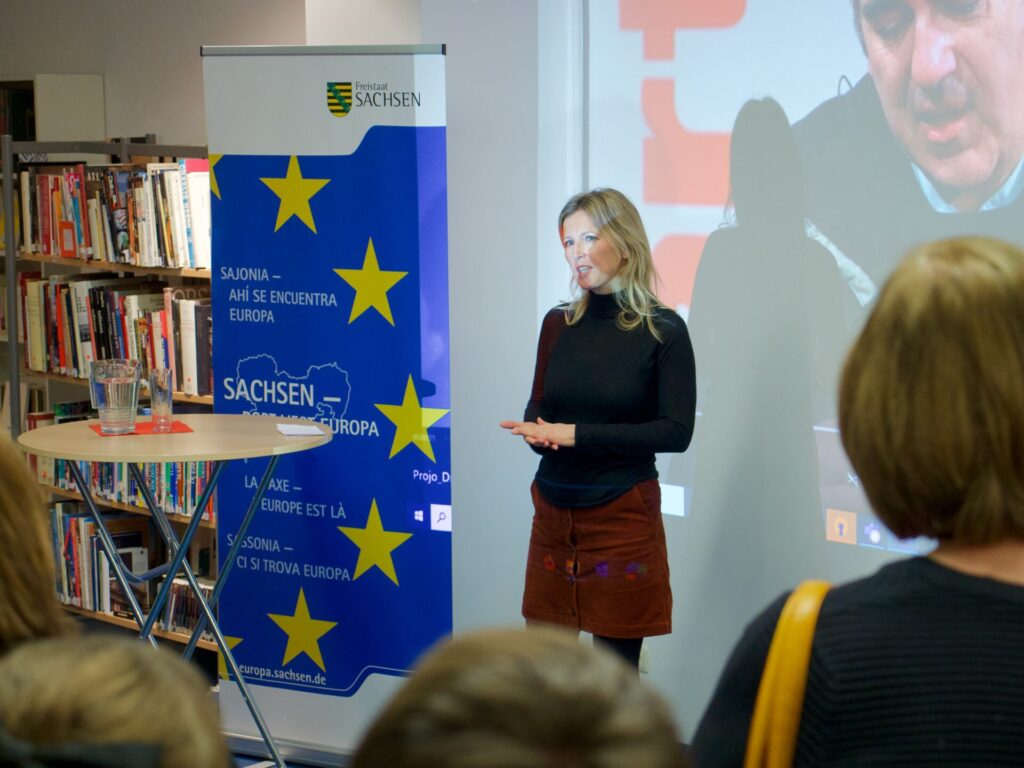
top-left (326, 82), bottom-right (353, 117)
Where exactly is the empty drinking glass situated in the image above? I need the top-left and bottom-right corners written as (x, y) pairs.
top-left (148, 368), bottom-right (174, 433)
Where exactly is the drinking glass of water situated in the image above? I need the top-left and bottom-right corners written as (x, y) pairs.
top-left (148, 368), bottom-right (174, 433)
top-left (89, 359), bottom-right (142, 435)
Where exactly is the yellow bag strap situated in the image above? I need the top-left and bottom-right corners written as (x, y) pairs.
top-left (743, 579), bottom-right (831, 768)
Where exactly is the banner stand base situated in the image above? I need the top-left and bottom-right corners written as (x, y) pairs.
top-left (226, 732), bottom-right (350, 768)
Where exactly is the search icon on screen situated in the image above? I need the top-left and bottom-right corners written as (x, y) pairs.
top-left (430, 504), bottom-right (452, 532)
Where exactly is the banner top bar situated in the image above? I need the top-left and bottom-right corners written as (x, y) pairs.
top-left (201, 44), bottom-right (445, 57)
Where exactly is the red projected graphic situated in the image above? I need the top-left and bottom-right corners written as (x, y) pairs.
top-left (620, 0), bottom-right (748, 308)
top-left (620, 0), bottom-right (746, 60)
top-left (643, 79), bottom-right (730, 207)
top-left (653, 234), bottom-right (705, 310)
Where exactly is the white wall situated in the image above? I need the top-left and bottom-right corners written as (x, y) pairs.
top-left (305, 0), bottom-right (421, 44)
top-left (420, 0), bottom-right (541, 634)
top-left (0, 0), bottom-right (305, 146)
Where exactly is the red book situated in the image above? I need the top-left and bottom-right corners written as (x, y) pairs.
top-left (85, 288), bottom-right (100, 364)
top-left (118, 294), bottom-right (131, 361)
top-left (71, 518), bottom-right (81, 606)
top-left (54, 283), bottom-right (67, 374)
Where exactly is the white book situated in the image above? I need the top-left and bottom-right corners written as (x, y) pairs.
top-left (98, 550), bottom-right (111, 614)
top-left (186, 172), bottom-right (211, 269)
top-left (164, 169), bottom-right (190, 268)
top-left (177, 298), bottom-right (198, 396)
top-left (24, 279), bottom-right (47, 372)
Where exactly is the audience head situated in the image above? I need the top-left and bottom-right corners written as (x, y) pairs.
top-left (0, 635), bottom-right (231, 768)
top-left (840, 236), bottom-right (1024, 543)
top-left (0, 436), bottom-right (71, 655)
top-left (352, 626), bottom-right (687, 768)
top-left (728, 96), bottom-right (804, 233)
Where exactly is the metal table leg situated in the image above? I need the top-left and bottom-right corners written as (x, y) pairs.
top-left (131, 458), bottom-right (287, 767)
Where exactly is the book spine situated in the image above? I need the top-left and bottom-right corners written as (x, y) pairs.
top-left (36, 175), bottom-right (51, 255)
top-left (19, 170), bottom-right (33, 253)
top-left (162, 287), bottom-right (176, 383)
top-left (177, 160), bottom-right (196, 267)
top-left (193, 302), bottom-right (211, 396)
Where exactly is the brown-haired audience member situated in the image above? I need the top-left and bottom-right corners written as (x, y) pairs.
top-left (0, 635), bottom-right (231, 768)
top-left (0, 436), bottom-right (72, 655)
top-left (352, 626), bottom-right (688, 768)
top-left (690, 236), bottom-right (1024, 767)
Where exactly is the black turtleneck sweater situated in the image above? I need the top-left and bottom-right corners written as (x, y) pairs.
top-left (524, 292), bottom-right (696, 508)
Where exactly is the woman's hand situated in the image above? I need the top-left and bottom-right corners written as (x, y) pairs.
top-left (499, 418), bottom-right (576, 450)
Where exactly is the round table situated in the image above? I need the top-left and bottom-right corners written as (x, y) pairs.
top-left (18, 412), bottom-right (331, 767)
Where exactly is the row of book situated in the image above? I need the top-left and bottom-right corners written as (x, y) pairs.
top-left (16, 271), bottom-right (213, 396)
top-left (33, 401), bottom-right (218, 522)
top-left (15, 159), bottom-right (211, 270)
top-left (51, 499), bottom-right (214, 642)
top-left (44, 455), bottom-right (218, 524)
top-left (53, 500), bottom-right (154, 615)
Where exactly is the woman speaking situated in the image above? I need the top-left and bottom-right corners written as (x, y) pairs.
top-left (500, 188), bottom-right (696, 668)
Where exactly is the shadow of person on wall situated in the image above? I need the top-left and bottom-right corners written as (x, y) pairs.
top-left (684, 97), bottom-right (853, 636)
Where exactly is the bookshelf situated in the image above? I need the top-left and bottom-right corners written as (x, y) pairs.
top-left (43, 483), bottom-right (216, 530)
top-left (63, 604), bottom-right (217, 652)
top-left (2, 137), bottom-right (213, 436)
top-left (2, 135), bottom-right (217, 654)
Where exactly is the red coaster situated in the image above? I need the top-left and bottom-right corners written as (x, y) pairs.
top-left (90, 420), bottom-right (194, 437)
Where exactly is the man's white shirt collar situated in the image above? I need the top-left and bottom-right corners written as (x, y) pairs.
top-left (912, 156), bottom-right (1024, 213)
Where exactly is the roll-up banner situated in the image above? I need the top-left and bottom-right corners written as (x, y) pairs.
top-left (202, 45), bottom-right (450, 755)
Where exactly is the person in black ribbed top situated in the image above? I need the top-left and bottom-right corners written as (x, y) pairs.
top-left (691, 236), bottom-right (1024, 767)
top-left (501, 188), bottom-right (696, 669)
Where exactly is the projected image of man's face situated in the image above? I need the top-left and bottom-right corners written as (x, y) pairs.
top-left (858, 0), bottom-right (1024, 210)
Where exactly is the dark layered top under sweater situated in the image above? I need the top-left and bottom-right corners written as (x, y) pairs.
top-left (691, 556), bottom-right (1024, 767)
top-left (524, 292), bottom-right (696, 507)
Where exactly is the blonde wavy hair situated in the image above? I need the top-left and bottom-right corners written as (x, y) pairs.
top-left (559, 188), bottom-right (666, 340)
top-left (0, 635), bottom-right (231, 768)
top-left (0, 435), bottom-right (72, 655)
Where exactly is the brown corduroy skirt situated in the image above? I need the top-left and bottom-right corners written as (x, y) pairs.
top-left (522, 478), bottom-right (672, 638)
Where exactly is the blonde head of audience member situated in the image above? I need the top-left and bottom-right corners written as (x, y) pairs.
top-left (352, 626), bottom-right (687, 768)
top-left (0, 436), bottom-right (72, 655)
top-left (0, 635), bottom-right (231, 768)
top-left (840, 236), bottom-right (1024, 544)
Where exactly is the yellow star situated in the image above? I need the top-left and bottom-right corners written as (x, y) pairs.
top-left (333, 238), bottom-right (408, 325)
top-left (267, 588), bottom-right (337, 671)
top-left (209, 154), bottom-right (222, 199)
top-left (260, 156), bottom-right (329, 233)
top-left (375, 375), bottom-right (449, 461)
top-left (338, 498), bottom-right (413, 585)
top-left (217, 635), bottom-right (243, 680)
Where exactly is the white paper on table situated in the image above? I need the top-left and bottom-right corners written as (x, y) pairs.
top-left (276, 423), bottom-right (324, 436)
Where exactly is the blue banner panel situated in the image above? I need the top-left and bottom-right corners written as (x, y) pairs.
top-left (212, 124), bottom-right (451, 697)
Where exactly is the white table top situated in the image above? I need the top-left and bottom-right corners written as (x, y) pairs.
top-left (17, 414), bottom-right (331, 463)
